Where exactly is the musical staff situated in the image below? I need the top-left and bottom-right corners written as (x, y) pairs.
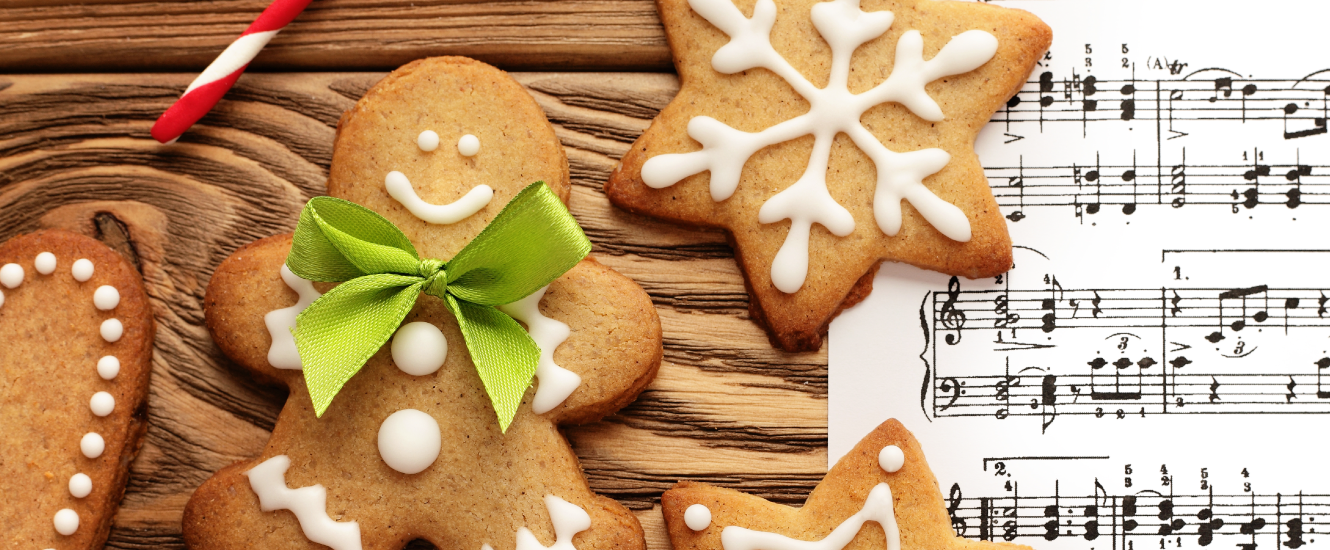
top-left (924, 276), bottom-right (1330, 426)
top-left (947, 483), bottom-right (1329, 550)
top-left (985, 151), bottom-right (1325, 215)
top-left (995, 69), bottom-right (1330, 139)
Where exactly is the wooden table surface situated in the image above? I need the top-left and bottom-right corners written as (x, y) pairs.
top-left (1, 2), bottom-right (830, 548)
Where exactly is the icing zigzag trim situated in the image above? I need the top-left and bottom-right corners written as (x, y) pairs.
top-left (245, 455), bottom-right (363, 550)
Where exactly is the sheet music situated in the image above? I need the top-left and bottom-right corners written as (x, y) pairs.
top-left (829, 3), bottom-right (1330, 550)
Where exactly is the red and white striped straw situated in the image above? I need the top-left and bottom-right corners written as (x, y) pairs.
top-left (151, 0), bottom-right (313, 143)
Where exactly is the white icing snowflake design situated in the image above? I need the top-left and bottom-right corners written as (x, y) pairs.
top-left (641, 0), bottom-right (998, 293)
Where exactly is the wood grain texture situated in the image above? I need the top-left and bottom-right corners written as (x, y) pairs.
top-left (0, 0), bottom-right (671, 73)
top-left (0, 71), bottom-right (829, 548)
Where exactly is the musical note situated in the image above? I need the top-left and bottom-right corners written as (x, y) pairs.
top-left (1170, 149), bottom-right (1188, 208)
top-left (1316, 358), bottom-right (1330, 399)
top-left (1043, 483), bottom-right (1061, 541)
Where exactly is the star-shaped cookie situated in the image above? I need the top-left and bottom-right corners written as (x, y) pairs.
top-left (661, 419), bottom-right (1031, 550)
top-left (607, 0), bottom-right (1051, 350)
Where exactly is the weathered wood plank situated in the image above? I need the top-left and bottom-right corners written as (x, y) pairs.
top-left (0, 71), bottom-right (828, 548)
top-left (0, 0), bottom-right (671, 73)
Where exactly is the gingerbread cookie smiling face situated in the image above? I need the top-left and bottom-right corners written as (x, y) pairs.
top-left (0, 230), bottom-right (154, 549)
top-left (185, 57), bottom-right (662, 550)
top-left (607, 0), bottom-right (1051, 350)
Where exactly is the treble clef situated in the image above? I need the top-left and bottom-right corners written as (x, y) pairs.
top-left (940, 276), bottom-right (967, 345)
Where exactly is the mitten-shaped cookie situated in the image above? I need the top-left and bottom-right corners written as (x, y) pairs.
top-left (662, 420), bottom-right (1033, 550)
top-left (184, 57), bottom-right (662, 550)
top-left (1, 230), bottom-right (154, 548)
top-left (607, 0), bottom-right (1051, 350)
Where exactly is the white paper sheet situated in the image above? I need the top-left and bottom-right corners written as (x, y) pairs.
top-left (829, 2), bottom-right (1330, 549)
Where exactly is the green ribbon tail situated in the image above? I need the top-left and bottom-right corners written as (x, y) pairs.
top-left (295, 274), bottom-right (426, 416)
top-left (447, 295), bottom-right (540, 432)
top-left (446, 182), bottom-right (592, 306)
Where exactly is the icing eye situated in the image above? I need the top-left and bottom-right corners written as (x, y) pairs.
top-left (417, 130), bottom-right (440, 152)
top-left (879, 445), bottom-right (905, 473)
top-left (458, 134), bottom-right (480, 157)
top-left (685, 504), bottom-right (712, 531)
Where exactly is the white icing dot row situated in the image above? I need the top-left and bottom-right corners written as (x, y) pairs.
top-left (6, 253), bottom-right (127, 537)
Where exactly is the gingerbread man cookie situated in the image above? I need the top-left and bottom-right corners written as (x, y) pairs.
top-left (662, 419), bottom-right (1033, 550)
top-left (184, 57), bottom-right (662, 550)
top-left (0, 230), bottom-right (155, 549)
top-left (607, 0), bottom-right (1051, 350)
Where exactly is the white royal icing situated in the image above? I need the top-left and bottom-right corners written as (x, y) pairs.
top-left (878, 445), bottom-right (904, 473)
top-left (497, 286), bottom-right (580, 414)
top-left (377, 409), bottom-right (442, 475)
top-left (390, 321), bottom-right (448, 376)
top-left (90, 391), bottom-right (115, 417)
top-left (0, 263), bottom-right (23, 288)
top-left (53, 508), bottom-right (79, 535)
top-left (97, 356), bottom-right (120, 380)
top-left (685, 504), bottom-right (713, 531)
top-left (720, 483), bottom-right (900, 550)
top-left (246, 455), bottom-right (363, 550)
top-left (80, 433), bottom-right (105, 459)
top-left (641, 0), bottom-right (995, 292)
top-left (100, 318), bottom-right (123, 342)
top-left (35, 252), bottom-right (56, 275)
top-left (264, 264), bottom-right (322, 370)
top-left (71, 258), bottom-right (94, 282)
top-left (515, 495), bottom-right (592, 550)
top-left (458, 134), bottom-right (481, 157)
top-left (94, 285), bottom-right (120, 310)
top-left (385, 170), bottom-right (493, 225)
top-left (69, 473), bottom-right (93, 499)
top-left (418, 130), bottom-right (441, 152)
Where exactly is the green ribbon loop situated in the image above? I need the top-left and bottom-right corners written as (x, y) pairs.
top-left (287, 182), bottom-right (591, 432)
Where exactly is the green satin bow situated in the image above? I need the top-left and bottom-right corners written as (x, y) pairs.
top-left (286, 182), bottom-right (591, 431)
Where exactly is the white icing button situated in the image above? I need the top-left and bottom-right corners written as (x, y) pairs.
top-left (35, 252), bottom-right (57, 275)
top-left (81, 433), bottom-right (105, 458)
top-left (100, 318), bottom-right (123, 342)
top-left (69, 473), bottom-right (93, 498)
top-left (94, 285), bottom-right (120, 310)
top-left (71, 258), bottom-right (94, 282)
top-left (0, 289), bottom-right (5, 309)
top-left (0, 263), bottom-right (23, 288)
top-left (391, 321), bottom-right (448, 376)
top-left (377, 409), bottom-right (441, 474)
top-left (53, 508), bottom-right (79, 535)
top-left (684, 503), bottom-right (712, 531)
top-left (879, 445), bottom-right (905, 473)
top-left (97, 356), bottom-right (121, 380)
top-left (457, 134), bottom-right (481, 157)
top-left (417, 130), bottom-right (440, 152)
top-left (90, 391), bottom-right (116, 417)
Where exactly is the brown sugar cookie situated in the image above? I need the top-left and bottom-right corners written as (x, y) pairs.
top-left (661, 419), bottom-right (1032, 550)
top-left (0, 230), bottom-right (154, 548)
top-left (183, 57), bottom-right (663, 550)
top-left (606, 0), bottom-right (1052, 351)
